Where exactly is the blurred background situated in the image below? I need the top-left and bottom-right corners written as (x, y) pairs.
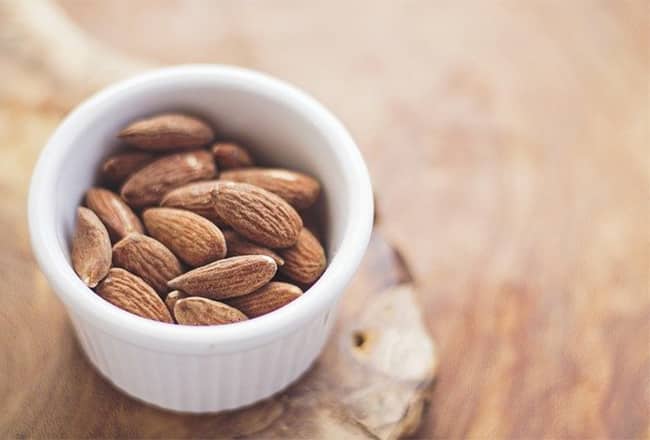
top-left (1, 0), bottom-right (648, 438)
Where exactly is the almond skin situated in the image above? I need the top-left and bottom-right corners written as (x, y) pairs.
top-left (101, 152), bottom-right (154, 186)
top-left (85, 187), bottom-right (144, 241)
top-left (121, 150), bottom-right (216, 208)
top-left (223, 229), bottom-right (284, 266)
top-left (224, 282), bottom-right (302, 318)
top-left (165, 290), bottom-right (188, 316)
top-left (71, 207), bottom-right (112, 288)
top-left (220, 168), bottom-right (320, 209)
top-left (211, 142), bottom-right (254, 169)
top-left (160, 180), bottom-right (227, 225)
top-left (279, 228), bottom-right (327, 284)
top-left (211, 182), bottom-right (302, 248)
top-left (168, 255), bottom-right (277, 299)
top-left (143, 207), bottom-right (226, 267)
top-left (118, 113), bottom-right (214, 151)
top-left (96, 268), bottom-right (173, 323)
top-left (112, 233), bottom-right (183, 295)
top-left (174, 297), bottom-right (247, 326)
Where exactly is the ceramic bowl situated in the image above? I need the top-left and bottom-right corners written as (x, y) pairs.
top-left (28, 65), bottom-right (373, 412)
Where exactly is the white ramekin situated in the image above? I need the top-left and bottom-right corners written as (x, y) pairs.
top-left (28, 65), bottom-right (373, 413)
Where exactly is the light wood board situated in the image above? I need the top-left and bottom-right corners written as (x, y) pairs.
top-left (1, 0), bottom-right (649, 437)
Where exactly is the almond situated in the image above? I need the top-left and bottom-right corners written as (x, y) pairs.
top-left (160, 180), bottom-right (227, 225)
top-left (96, 268), bottom-right (173, 323)
top-left (224, 281), bottom-right (302, 318)
top-left (164, 290), bottom-right (188, 315)
top-left (71, 207), bottom-right (112, 288)
top-left (211, 142), bottom-right (254, 169)
top-left (121, 150), bottom-right (216, 208)
top-left (101, 152), bottom-right (154, 186)
top-left (143, 207), bottom-right (226, 267)
top-left (168, 255), bottom-right (277, 299)
top-left (118, 113), bottom-right (214, 151)
top-left (112, 233), bottom-right (183, 295)
top-left (85, 187), bottom-right (144, 241)
top-left (211, 182), bottom-right (302, 248)
top-left (174, 297), bottom-right (247, 326)
top-left (220, 168), bottom-right (320, 209)
top-left (279, 228), bottom-right (327, 284)
top-left (223, 229), bottom-right (284, 266)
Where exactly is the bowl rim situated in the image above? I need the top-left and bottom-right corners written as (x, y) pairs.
top-left (28, 65), bottom-right (373, 352)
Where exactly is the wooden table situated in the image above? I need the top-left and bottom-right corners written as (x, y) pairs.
top-left (1, 0), bottom-right (648, 438)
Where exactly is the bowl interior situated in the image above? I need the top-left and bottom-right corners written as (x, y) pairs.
top-left (54, 74), bottom-right (349, 263)
top-left (30, 67), bottom-right (372, 349)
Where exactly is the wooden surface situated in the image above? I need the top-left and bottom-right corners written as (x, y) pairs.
top-left (1, 0), bottom-right (649, 438)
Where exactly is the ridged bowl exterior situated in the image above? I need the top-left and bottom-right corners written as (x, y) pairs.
top-left (70, 306), bottom-right (335, 412)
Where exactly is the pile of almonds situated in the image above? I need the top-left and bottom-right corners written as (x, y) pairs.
top-left (71, 113), bottom-right (326, 326)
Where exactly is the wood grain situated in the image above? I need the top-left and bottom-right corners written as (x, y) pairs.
top-left (2, 0), bottom-right (649, 438)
